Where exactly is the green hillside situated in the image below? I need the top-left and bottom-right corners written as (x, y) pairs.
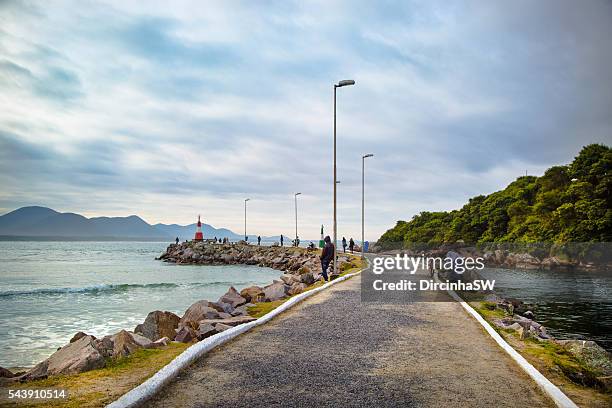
top-left (378, 144), bottom-right (611, 248)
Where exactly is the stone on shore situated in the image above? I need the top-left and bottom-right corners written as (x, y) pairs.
top-left (210, 301), bottom-right (234, 314)
top-left (175, 326), bottom-right (197, 343)
top-left (134, 310), bottom-right (180, 341)
top-left (197, 323), bottom-right (218, 340)
top-left (240, 286), bottom-right (265, 303)
top-left (214, 323), bottom-right (232, 332)
top-left (218, 286), bottom-right (247, 308)
top-left (280, 274), bottom-right (301, 286)
top-left (180, 300), bottom-right (223, 328)
top-left (300, 272), bottom-right (315, 285)
top-left (113, 330), bottom-right (149, 358)
top-left (22, 335), bottom-right (105, 380)
top-left (152, 337), bottom-right (171, 348)
top-left (288, 282), bottom-right (308, 296)
top-left (263, 281), bottom-right (289, 301)
top-left (70, 331), bottom-right (93, 343)
top-left (0, 367), bottom-right (15, 378)
top-left (231, 303), bottom-right (254, 316)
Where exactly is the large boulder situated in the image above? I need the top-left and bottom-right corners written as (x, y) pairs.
top-left (288, 282), bottom-right (308, 296)
top-left (218, 286), bottom-right (247, 308)
top-left (134, 310), bottom-right (180, 341)
top-left (280, 274), bottom-right (301, 286)
top-left (240, 286), bottom-right (265, 303)
top-left (22, 335), bottom-right (105, 380)
top-left (175, 326), bottom-right (197, 343)
top-left (0, 367), bottom-right (15, 378)
top-left (263, 281), bottom-right (289, 301)
top-left (231, 303), bottom-right (254, 316)
top-left (112, 330), bottom-right (151, 358)
top-left (196, 323), bottom-right (217, 340)
top-left (180, 300), bottom-right (223, 328)
top-left (300, 272), bottom-right (315, 285)
top-left (209, 301), bottom-right (234, 314)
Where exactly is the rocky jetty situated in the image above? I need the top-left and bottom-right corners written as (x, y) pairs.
top-left (157, 241), bottom-right (331, 272)
top-left (10, 243), bottom-right (358, 383)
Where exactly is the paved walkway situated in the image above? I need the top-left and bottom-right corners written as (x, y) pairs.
top-left (148, 261), bottom-right (553, 407)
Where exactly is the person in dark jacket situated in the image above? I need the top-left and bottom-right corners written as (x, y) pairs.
top-left (349, 238), bottom-right (355, 253)
top-left (280, 234), bottom-right (284, 247)
top-left (257, 235), bottom-right (261, 246)
top-left (342, 237), bottom-right (347, 253)
top-left (320, 236), bottom-right (335, 281)
top-left (175, 237), bottom-right (179, 245)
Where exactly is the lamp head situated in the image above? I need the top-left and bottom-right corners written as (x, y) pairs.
top-left (363, 153), bottom-right (374, 159)
top-left (336, 79), bottom-right (355, 87)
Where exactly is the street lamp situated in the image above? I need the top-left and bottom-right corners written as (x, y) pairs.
top-left (244, 198), bottom-right (250, 242)
top-left (333, 78), bottom-right (355, 277)
top-left (362, 154), bottom-right (374, 259)
top-left (294, 192), bottom-right (301, 246)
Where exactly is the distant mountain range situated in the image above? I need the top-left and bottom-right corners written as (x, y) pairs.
top-left (0, 206), bottom-right (287, 241)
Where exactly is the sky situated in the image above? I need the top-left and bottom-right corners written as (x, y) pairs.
top-left (0, 0), bottom-right (611, 240)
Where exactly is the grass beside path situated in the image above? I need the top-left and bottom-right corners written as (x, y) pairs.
top-left (0, 342), bottom-right (189, 408)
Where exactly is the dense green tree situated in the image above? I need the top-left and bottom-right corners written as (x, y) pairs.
top-left (377, 144), bottom-right (611, 248)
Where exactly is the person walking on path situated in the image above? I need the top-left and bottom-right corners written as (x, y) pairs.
top-left (280, 234), bottom-right (284, 247)
top-left (257, 236), bottom-right (261, 246)
top-left (349, 238), bottom-right (355, 254)
top-left (320, 236), bottom-right (334, 282)
top-left (342, 237), bottom-right (347, 253)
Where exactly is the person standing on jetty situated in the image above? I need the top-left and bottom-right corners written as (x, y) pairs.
top-left (257, 235), bottom-right (261, 246)
top-left (175, 237), bottom-right (179, 245)
top-left (349, 238), bottom-right (355, 253)
top-left (342, 237), bottom-right (347, 253)
top-left (320, 236), bottom-right (334, 281)
top-left (280, 234), bottom-right (284, 247)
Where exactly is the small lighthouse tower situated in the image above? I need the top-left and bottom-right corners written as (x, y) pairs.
top-left (194, 215), bottom-right (204, 241)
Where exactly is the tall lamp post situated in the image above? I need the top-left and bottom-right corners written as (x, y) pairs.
top-left (294, 192), bottom-right (301, 246)
top-left (333, 79), bottom-right (355, 276)
top-left (361, 154), bottom-right (374, 259)
top-left (244, 198), bottom-right (250, 242)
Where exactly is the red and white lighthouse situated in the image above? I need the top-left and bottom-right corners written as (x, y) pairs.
top-left (194, 215), bottom-right (204, 241)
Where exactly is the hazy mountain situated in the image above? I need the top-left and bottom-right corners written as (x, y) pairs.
top-left (0, 206), bottom-right (170, 240)
top-left (0, 206), bottom-right (299, 241)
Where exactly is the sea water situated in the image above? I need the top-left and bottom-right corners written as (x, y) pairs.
top-left (0, 241), bottom-right (280, 368)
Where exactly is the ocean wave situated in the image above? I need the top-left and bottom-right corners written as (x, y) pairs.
top-left (0, 281), bottom-right (255, 298)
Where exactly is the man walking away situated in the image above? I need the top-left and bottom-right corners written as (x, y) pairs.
top-left (280, 234), bottom-right (284, 247)
top-left (342, 237), bottom-right (347, 253)
top-left (349, 238), bottom-right (355, 254)
top-left (258, 235), bottom-right (261, 246)
top-left (320, 236), bottom-right (334, 282)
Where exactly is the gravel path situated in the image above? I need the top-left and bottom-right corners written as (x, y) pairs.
top-left (148, 261), bottom-right (554, 407)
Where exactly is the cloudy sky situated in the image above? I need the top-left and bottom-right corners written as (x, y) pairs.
top-left (0, 0), bottom-right (611, 240)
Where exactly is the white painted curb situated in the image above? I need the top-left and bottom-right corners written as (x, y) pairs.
top-left (436, 273), bottom-right (578, 408)
top-left (106, 263), bottom-right (367, 408)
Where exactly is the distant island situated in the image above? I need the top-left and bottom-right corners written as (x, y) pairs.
top-left (0, 206), bottom-right (284, 241)
top-left (378, 144), bottom-right (611, 248)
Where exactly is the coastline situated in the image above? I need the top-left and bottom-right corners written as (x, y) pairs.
top-left (0, 242), bottom-right (363, 403)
